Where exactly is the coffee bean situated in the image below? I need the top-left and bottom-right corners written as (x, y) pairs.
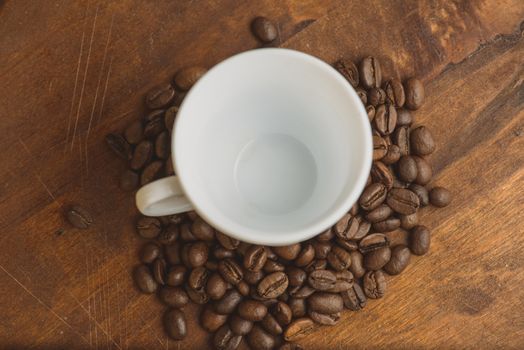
top-left (327, 246), bottom-right (352, 271)
top-left (201, 306), bottom-right (228, 332)
top-left (311, 310), bottom-right (341, 326)
top-left (397, 155), bottom-right (418, 182)
top-left (286, 266), bottom-right (307, 287)
top-left (375, 103), bottom-right (397, 135)
top-left (359, 233), bottom-right (388, 254)
top-left (284, 318), bottom-right (315, 341)
top-left (383, 245), bottom-right (411, 275)
top-left (174, 66), bottom-right (207, 91)
top-left (214, 324), bottom-right (242, 350)
top-left (429, 187), bottom-right (451, 207)
top-left (290, 285), bottom-right (315, 299)
top-left (136, 216), bottom-right (162, 239)
top-left (163, 308), bottom-right (186, 340)
top-left (288, 298), bottom-right (306, 318)
top-left (412, 156), bottom-right (432, 185)
top-left (308, 292), bottom-right (344, 314)
top-left (159, 286), bottom-right (189, 308)
top-left (124, 120), bottom-right (143, 145)
top-left (294, 243), bottom-right (315, 267)
top-left (164, 243), bottom-right (181, 265)
top-left (400, 212), bottom-right (418, 230)
top-left (387, 188), bottom-right (420, 215)
top-left (366, 204), bottom-right (392, 223)
top-left (308, 269), bottom-right (336, 291)
top-left (166, 265), bottom-right (186, 286)
top-left (359, 183), bottom-right (387, 211)
top-left (165, 155), bottom-right (175, 176)
top-left (247, 325), bottom-right (275, 350)
top-left (410, 126), bottom-right (435, 155)
top-left (392, 179), bottom-right (408, 190)
top-left (327, 270), bottom-right (353, 293)
top-left (364, 246), bottom-right (391, 270)
top-left (366, 105), bottom-right (376, 122)
top-left (119, 169), bottom-right (139, 191)
top-left (409, 184), bottom-right (429, 207)
top-left (157, 224), bottom-right (179, 245)
top-left (410, 225), bottom-right (431, 255)
top-left (153, 258), bottom-right (167, 285)
top-left (363, 270), bottom-right (387, 299)
top-left (273, 302), bottom-right (293, 326)
top-left (215, 232), bottom-right (240, 250)
top-left (359, 57), bottom-right (382, 89)
top-left (393, 126), bottom-right (410, 157)
top-left (185, 284), bottom-right (209, 304)
top-left (154, 131), bottom-right (170, 160)
top-left (146, 84), bottom-right (175, 109)
top-left (373, 135), bottom-right (388, 160)
top-left (214, 289), bottom-right (242, 315)
top-left (334, 58), bottom-right (359, 87)
top-left (262, 246), bottom-right (276, 260)
top-left (273, 244), bottom-right (301, 261)
top-left (251, 17), bottom-right (277, 43)
top-left (187, 241), bottom-right (209, 268)
top-left (349, 251), bottom-right (366, 278)
top-left (261, 313), bottom-right (283, 335)
top-left (144, 115), bottom-right (165, 140)
top-left (312, 241), bottom-right (332, 259)
top-left (215, 247), bottom-right (235, 260)
top-left (188, 266), bottom-right (209, 291)
top-left (140, 160), bottom-right (163, 185)
top-left (140, 242), bottom-right (161, 264)
top-left (229, 314), bottom-right (253, 335)
top-left (372, 217), bottom-right (401, 232)
top-left (356, 88), bottom-right (367, 105)
top-left (191, 218), bottom-right (216, 241)
top-left (368, 87), bottom-right (386, 106)
top-left (353, 219), bottom-right (371, 240)
top-left (130, 140), bottom-right (153, 170)
top-left (206, 261), bottom-right (219, 271)
top-left (371, 161), bottom-right (394, 189)
top-left (396, 108), bottom-right (413, 126)
top-left (279, 343), bottom-right (304, 350)
top-left (263, 260), bottom-right (285, 273)
top-left (385, 78), bottom-right (405, 107)
top-left (237, 300), bottom-right (267, 321)
top-left (244, 246), bottom-right (268, 272)
top-left (316, 228), bottom-right (334, 241)
top-left (244, 269), bottom-right (264, 285)
top-left (66, 205), bottom-right (93, 229)
top-left (164, 106), bottom-right (178, 131)
top-left (258, 272), bottom-right (289, 299)
top-left (105, 133), bottom-right (132, 160)
top-left (404, 78), bottom-right (424, 110)
top-left (341, 283), bottom-right (367, 310)
top-left (133, 264), bottom-right (158, 294)
top-left (206, 273), bottom-right (228, 300)
top-left (334, 213), bottom-right (359, 240)
top-left (180, 224), bottom-right (196, 242)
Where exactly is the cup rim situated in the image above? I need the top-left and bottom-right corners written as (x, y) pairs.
top-left (173, 48), bottom-right (372, 246)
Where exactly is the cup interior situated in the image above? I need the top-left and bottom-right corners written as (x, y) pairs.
top-left (174, 49), bottom-right (371, 245)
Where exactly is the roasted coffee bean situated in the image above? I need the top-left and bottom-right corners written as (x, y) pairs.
top-left (353, 219), bottom-right (371, 240)
top-left (216, 232), bottom-right (240, 250)
top-left (308, 269), bottom-right (336, 291)
top-left (364, 246), bottom-right (391, 270)
top-left (214, 324), bottom-right (242, 350)
top-left (163, 308), bottom-right (186, 340)
top-left (154, 131), bottom-right (170, 159)
top-left (363, 270), bottom-right (387, 299)
top-left (261, 313), bottom-right (283, 335)
top-left (410, 126), bottom-right (435, 155)
top-left (410, 225), bottom-right (431, 255)
top-left (284, 318), bottom-right (315, 341)
top-left (396, 108), bottom-right (413, 126)
top-left (359, 183), bottom-right (387, 211)
top-left (384, 245), bottom-right (411, 275)
top-left (334, 58), bottom-right (359, 87)
top-left (140, 242), bottom-right (161, 264)
top-left (372, 217), bottom-right (401, 232)
top-left (359, 233), bottom-right (388, 254)
top-left (206, 261), bottom-right (219, 271)
top-left (385, 78), bottom-right (405, 107)
top-left (312, 241), bottom-right (331, 259)
top-left (157, 224), bottom-right (179, 245)
top-left (400, 212), bottom-right (418, 230)
top-left (359, 57), bottom-right (382, 88)
top-left (387, 188), bottom-right (420, 214)
top-left (133, 264), bottom-right (158, 294)
top-left (273, 302), bottom-right (293, 326)
top-left (229, 314), bottom-right (253, 335)
top-left (288, 297), bottom-right (306, 318)
top-left (237, 300), bottom-right (267, 321)
top-left (341, 283), bottom-right (367, 310)
top-left (413, 156), bottom-right (432, 185)
top-left (393, 126), bottom-right (410, 157)
top-left (136, 216), bottom-right (162, 239)
top-left (144, 115), bottom-right (164, 139)
top-left (180, 224), bottom-right (196, 242)
top-left (334, 213), bottom-right (359, 240)
top-left (371, 161), bottom-right (394, 189)
top-left (368, 87), bottom-right (386, 106)
top-left (366, 105), bottom-right (376, 122)
top-left (164, 243), bottom-right (181, 265)
top-left (160, 213), bottom-right (184, 226)
top-left (258, 272), bottom-right (289, 299)
top-left (305, 259), bottom-right (327, 273)
top-left (287, 266), bottom-right (307, 287)
top-left (187, 241), bottom-right (209, 268)
top-left (140, 160), bottom-right (163, 185)
top-left (146, 84), bottom-right (175, 109)
top-left (332, 238), bottom-right (357, 254)
top-left (191, 218), bottom-right (215, 241)
top-left (105, 133), bottom-right (132, 159)
top-left (185, 284), bottom-right (209, 304)
top-left (119, 169), bottom-right (139, 191)
top-left (316, 228), bottom-right (334, 241)
top-left (263, 246), bottom-right (276, 260)
top-left (174, 66), bottom-right (207, 91)
top-left (349, 251), bottom-right (366, 278)
top-left (409, 184), bottom-right (429, 207)
top-left (214, 289), bottom-right (242, 314)
top-left (215, 247), bottom-right (235, 260)
top-left (375, 103), bottom-right (397, 135)
top-left (429, 187), bottom-right (451, 207)
top-left (373, 135), bottom-right (388, 160)
top-left (244, 246), bottom-right (268, 272)
top-left (247, 325), bottom-right (275, 350)
top-left (356, 88), bottom-right (367, 105)
top-left (164, 106), bottom-right (178, 131)
top-left (144, 108), bottom-right (164, 123)
top-left (153, 258), bottom-right (167, 285)
top-left (166, 265), bottom-right (186, 286)
top-left (180, 243), bottom-right (191, 267)
top-left (159, 286), bottom-right (189, 308)
top-left (188, 266), bottom-right (209, 290)
top-left (165, 155), bottom-right (175, 176)
top-left (251, 17), bottom-right (277, 43)
top-left (279, 343), bottom-right (304, 350)
top-left (308, 292), bottom-right (344, 314)
top-left (207, 273), bottom-right (228, 300)
top-left (404, 78), bottom-right (424, 110)
top-left (263, 260), bottom-right (285, 273)
top-left (290, 285), bottom-right (315, 299)
top-left (327, 246), bottom-right (352, 271)
top-left (397, 155), bottom-right (418, 183)
top-left (309, 311), bottom-right (340, 325)
top-left (130, 140), bottom-right (153, 170)
top-left (294, 243), bottom-right (315, 267)
top-left (366, 204), bottom-right (392, 223)
top-left (201, 306), bottom-right (228, 332)
top-left (124, 120), bottom-right (143, 145)
top-left (328, 270), bottom-right (354, 293)
top-left (273, 244), bottom-right (301, 261)
top-left (244, 269), bottom-right (264, 285)
top-left (66, 205), bottom-right (93, 229)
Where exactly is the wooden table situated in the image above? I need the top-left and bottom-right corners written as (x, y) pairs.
top-left (1, 1), bottom-right (523, 348)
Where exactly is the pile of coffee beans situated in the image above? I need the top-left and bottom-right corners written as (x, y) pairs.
top-left (106, 53), bottom-right (450, 349)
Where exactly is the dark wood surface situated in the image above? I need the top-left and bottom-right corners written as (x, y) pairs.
top-left (1, 0), bottom-right (523, 348)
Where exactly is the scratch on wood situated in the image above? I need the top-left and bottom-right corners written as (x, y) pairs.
top-left (92, 255), bottom-right (99, 350)
top-left (96, 54), bottom-right (114, 126)
top-left (0, 263), bottom-right (90, 344)
top-left (71, 3), bottom-right (100, 152)
top-left (115, 280), bottom-right (122, 349)
top-left (85, 249), bottom-right (93, 347)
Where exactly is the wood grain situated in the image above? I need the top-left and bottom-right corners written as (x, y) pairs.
top-left (0, 0), bottom-right (523, 349)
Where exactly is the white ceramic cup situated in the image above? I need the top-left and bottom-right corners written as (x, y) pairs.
top-left (136, 48), bottom-right (372, 246)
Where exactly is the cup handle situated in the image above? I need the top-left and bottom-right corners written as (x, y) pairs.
top-left (136, 176), bottom-right (194, 216)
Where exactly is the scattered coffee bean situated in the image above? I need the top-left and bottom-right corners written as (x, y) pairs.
top-left (153, 258), bottom-right (167, 285)
top-left (307, 292), bottom-right (344, 314)
top-left (383, 245), bottom-right (411, 275)
top-left (359, 233), bottom-right (388, 254)
top-left (359, 183), bottom-right (387, 211)
top-left (124, 120), bottom-right (143, 145)
top-left (373, 135), bottom-right (388, 160)
top-left (251, 17), bottom-right (278, 43)
top-left (185, 284), bottom-right (209, 304)
top-left (164, 106), bottom-right (178, 131)
top-left (294, 243), bottom-right (315, 267)
top-left (237, 300), bottom-right (268, 321)
top-left (214, 289), bottom-right (242, 315)
top-left (166, 265), bottom-right (186, 286)
top-left (374, 103), bottom-right (397, 135)
top-left (140, 160), bottom-right (163, 185)
top-left (363, 270), bottom-right (386, 299)
top-left (410, 126), bottom-right (435, 155)
top-left (366, 204), bottom-right (392, 223)
top-left (288, 297), bottom-right (306, 318)
top-left (159, 286), bottom-right (189, 308)
top-left (341, 283), bottom-right (367, 310)
top-left (146, 84), bottom-right (175, 109)
top-left (191, 218), bottom-right (216, 241)
top-left (371, 161), bottom-right (394, 189)
top-left (410, 225), bottom-right (431, 255)
top-left (229, 314), bottom-right (253, 335)
top-left (335, 58), bottom-right (359, 87)
top-left (413, 156), bottom-right (432, 185)
top-left (364, 246), bottom-right (391, 270)
top-left (366, 105), bottom-right (376, 122)
top-left (326, 246), bottom-right (352, 271)
top-left (136, 216), bottom-right (162, 239)
top-left (349, 251), bottom-right (366, 279)
top-left (201, 306), bottom-right (228, 332)
top-left (130, 140), bottom-right (153, 170)
top-left (261, 313), bottom-right (283, 335)
top-left (264, 260), bottom-right (286, 273)
top-left (393, 126), bottom-right (410, 157)
top-left (273, 244), bottom-right (301, 261)
top-left (174, 66), bottom-right (207, 91)
top-left (214, 324), bottom-right (242, 350)
top-left (273, 301), bottom-right (293, 326)
top-left (163, 308), bottom-right (186, 340)
top-left (308, 269), bottom-right (337, 291)
top-left (247, 324), bottom-right (276, 350)
top-left (385, 78), bottom-right (405, 107)
top-left (396, 108), bottom-right (413, 126)
top-left (206, 273), bottom-right (228, 300)
top-left (106, 133), bottom-right (132, 160)
top-left (397, 155), bottom-right (418, 183)
top-left (258, 272), bottom-right (289, 299)
top-left (66, 205), bottom-right (93, 229)
top-left (368, 87), bottom-right (386, 106)
top-left (279, 343), bottom-right (304, 350)
top-left (359, 57), bottom-right (382, 89)
top-left (134, 264), bottom-right (158, 294)
top-left (404, 78), bottom-right (424, 110)
top-left (409, 183), bottom-right (429, 207)
top-left (284, 318), bottom-right (315, 341)
top-left (387, 188), bottom-right (420, 215)
top-left (155, 131), bottom-right (170, 159)
top-left (334, 213), bottom-right (359, 240)
top-left (356, 88), bottom-right (367, 105)
top-left (216, 232), bottom-right (240, 250)
top-left (429, 187), bottom-right (451, 207)
top-left (187, 241), bottom-right (209, 268)
top-left (309, 311), bottom-right (340, 325)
